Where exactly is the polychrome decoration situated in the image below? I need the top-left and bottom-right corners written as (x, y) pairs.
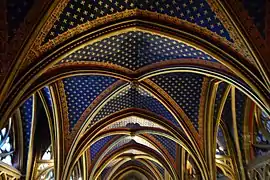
top-left (0, 0), bottom-right (269, 180)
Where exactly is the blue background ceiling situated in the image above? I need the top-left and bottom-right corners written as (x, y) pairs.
top-left (19, 95), bottom-right (34, 171)
top-left (151, 160), bottom-right (165, 178)
top-left (222, 93), bottom-right (232, 131)
top-left (101, 167), bottom-right (110, 180)
top-left (235, 89), bottom-right (247, 138)
top-left (62, 75), bottom-right (118, 129)
top-left (153, 134), bottom-right (177, 159)
top-left (151, 73), bottom-right (204, 130)
top-left (45, 0), bottom-right (232, 43)
top-left (90, 136), bottom-right (114, 161)
top-left (41, 86), bottom-right (53, 117)
top-left (92, 85), bottom-right (181, 129)
top-left (61, 31), bottom-right (218, 71)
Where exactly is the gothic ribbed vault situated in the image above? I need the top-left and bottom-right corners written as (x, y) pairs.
top-left (0, 0), bottom-right (269, 180)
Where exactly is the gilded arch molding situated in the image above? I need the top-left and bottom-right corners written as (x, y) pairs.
top-left (62, 110), bottom-right (209, 180)
top-left (1, 22), bottom-right (269, 129)
top-left (89, 144), bottom-right (176, 180)
top-left (88, 134), bottom-right (176, 176)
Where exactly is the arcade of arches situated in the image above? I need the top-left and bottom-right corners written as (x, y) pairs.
top-left (0, 0), bottom-right (269, 179)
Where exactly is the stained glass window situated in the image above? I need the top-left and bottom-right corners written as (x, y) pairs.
top-left (35, 146), bottom-right (54, 180)
top-left (0, 118), bottom-right (14, 166)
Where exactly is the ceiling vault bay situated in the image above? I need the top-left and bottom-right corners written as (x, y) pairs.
top-left (0, 0), bottom-right (269, 180)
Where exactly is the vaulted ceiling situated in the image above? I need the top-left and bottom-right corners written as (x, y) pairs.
top-left (0, 0), bottom-right (269, 180)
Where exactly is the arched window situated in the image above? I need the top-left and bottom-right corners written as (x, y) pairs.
top-left (35, 145), bottom-right (54, 179)
top-left (0, 117), bottom-right (14, 166)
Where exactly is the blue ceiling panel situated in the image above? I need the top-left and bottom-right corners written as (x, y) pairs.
top-left (62, 75), bottom-right (118, 129)
top-left (153, 134), bottom-right (176, 159)
top-left (19, 95), bottom-right (34, 171)
top-left (151, 73), bottom-right (204, 130)
top-left (62, 31), bottom-right (218, 71)
top-left (92, 86), bottom-right (181, 129)
top-left (41, 86), bottom-right (53, 117)
top-left (90, 136), bottom-right (114, 161)
top-left (45, 0), bottom-right (232, 42)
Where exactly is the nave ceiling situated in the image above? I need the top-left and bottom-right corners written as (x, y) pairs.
top-left (0, 0), bottom-right (269, 179)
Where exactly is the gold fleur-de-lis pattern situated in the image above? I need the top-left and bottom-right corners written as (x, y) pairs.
top-left (62, 31), bottom-right (217, 71)
top-left (62, 75), bottom-right (118, 129)
top-left (90, 136), bottom-right (114, 160)
top-left (92, 86), bottom-right (181, 129)
top-left (19, 96), bottom-right (34, 170)
top-left (154, 134), bottom-right (177, 158)
top-left (45, 0), bottom-right (232, 42)
top-left (151, 73), bottom-right (203, 130)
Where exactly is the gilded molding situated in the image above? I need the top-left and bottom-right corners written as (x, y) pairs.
top-left (220, 120), bottom-right (241, 180)
top-left (143, 79), bottom-right (201, 149)
top-left (231, 87), bottom-right (246, 179)
top-left (0, 162), bottom-right (21, 179)
top-left (2, 21), bottom-right (269, 130)
top-left (68, 80), bottom-right (126, 148)
top-left (220, 0), bottom-right (270, 89)
top-left (111, 165), bottom-right (157, 180)
top-left (204, 79), bottom-right (219, 179)
top-left (89, 134), bottom-right (176, 179)
top-left (62, 110), bottom-right (209, 180)
top-left (208, 0), bottom-right (255, 64)
top-left (90, 143), bottom-right (177, 180)
top-left (55, 80), bottom-right (70, 151)
top-left (255, 107), bottom-right (270, 142)
top-left (53, 61), bottom-right (135, 76)
top-left (243, 99), bottom-right (255, 165)
top-left (25, 94), bottom-right (37, 179)
top-left (143, 134), bottom-right (176, 169)
top-left (24, 5), bottom-right (253, 67)
top-left (198, 77), bottom-right (210, 148)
